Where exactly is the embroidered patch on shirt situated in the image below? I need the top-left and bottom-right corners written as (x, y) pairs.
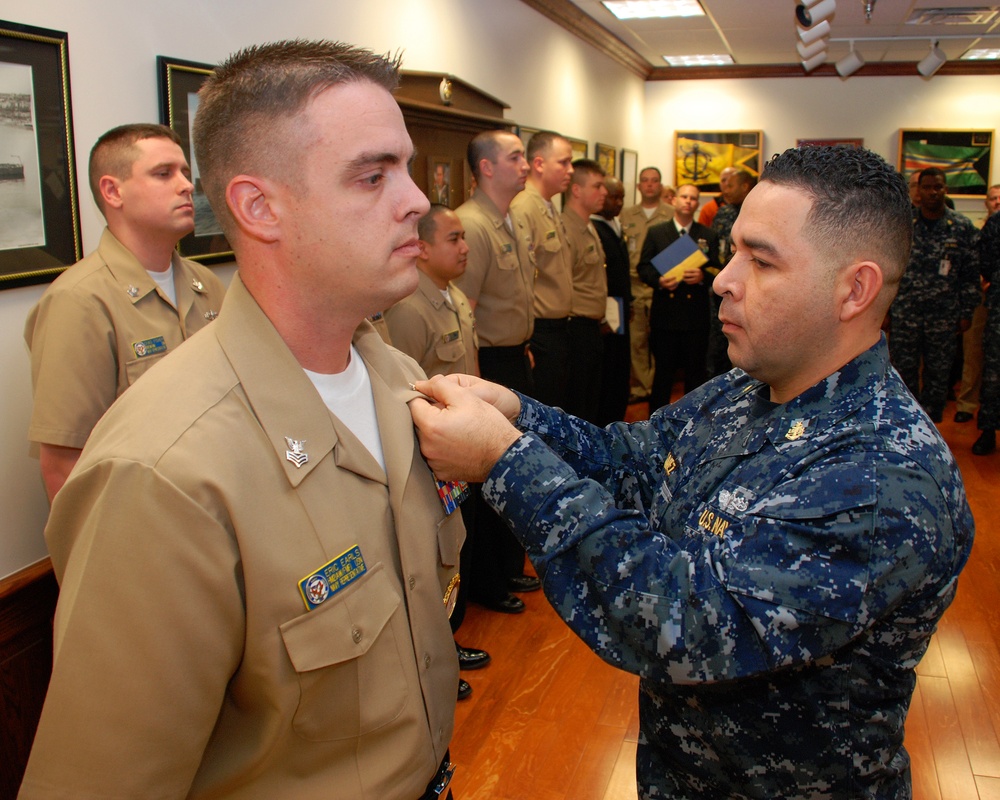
top-left (442, 330), bottom-right (460, 343)
top-left (298, 545), bottom-right (367, 611)
top-left (131, 336), bottom-right (167, 358)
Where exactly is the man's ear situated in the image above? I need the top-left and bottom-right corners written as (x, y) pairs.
top-left (839, 261), bottom-right (884, 322)
top-left (226, 175), bottom-right (281, 243)
top-left (416, 240), bottom-right (431, 262)
top-left (98, 175), bottom-right (124, 210)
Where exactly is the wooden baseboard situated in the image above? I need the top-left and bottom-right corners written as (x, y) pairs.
top-left (0, 558), bottom-right (57, 797)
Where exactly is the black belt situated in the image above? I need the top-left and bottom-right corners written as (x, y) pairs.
top-left (533, 317), bottom-right (568, 329)
top-left (417, 752), bottom-right (455, 799)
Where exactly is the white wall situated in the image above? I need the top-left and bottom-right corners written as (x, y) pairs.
top-left (642, 74), bottom-right (1000, 223)
top-left (0, 0), bottom-right (646, 579)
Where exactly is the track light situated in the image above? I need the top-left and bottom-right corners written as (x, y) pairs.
top-left (835, 42), bottom-right (865, 76)
top-left (917, 41), bottom-right (947, 76)
top-left (862, 0), bottom-right (876, 21)
top-left (797, 38), bottom-right (827, 60)
top-left (796, 0), bottom-right (836, 28)
top-left (802, 51), bottom-right (827, 72)
top-left (798, 19), bottom-right (831, 46)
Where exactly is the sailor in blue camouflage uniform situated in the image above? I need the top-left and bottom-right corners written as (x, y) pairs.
top-left (411, 146), bottom-right (975, 800)
top-left (889, 167), bottom-right (980, 422)
top-left (973, 209), bottom-right (1000, 454)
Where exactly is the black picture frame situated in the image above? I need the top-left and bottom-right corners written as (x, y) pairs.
top-left (157, 55), bottom-right (232, 264)
top-left (898, 129), bottom-right (994, 198)
top-left (0, 20), bottom-right (81, 289)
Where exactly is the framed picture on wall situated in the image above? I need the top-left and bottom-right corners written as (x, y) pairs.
top-left (898, 129), bottom-right (994, 197)
top-left (595, 143), bottom-right (617, 177)
top-left (517, 125), bottom-right (539, 151)
top-left (157, 55), bottom-right (232, 264)
top-left (567, 136), bottom-right (588, 162)
top-left (621, 148), bottom-right (637, 206)
top-left (797, 138), bottom-right (864, 148)
top-left (0, 20), bottom-right (82, 290)
top-left (674, 130), bottom-right (762, 194)
top-left (427, 156), bottom-right (455, 208)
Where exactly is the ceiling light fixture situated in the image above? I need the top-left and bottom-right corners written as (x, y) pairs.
top-left (917, 40), bottom-right (947, 76)
top-left (798, 19), bottom-right (831, 46)
top-left (835, 41), bottom-right (865, 76)
top-left (862, 0), bottom-right (876, 21)
top-left (796, 0), bottom-right (836, 28)
top-left (663, 53), bottom-right (734, 66)
top-left (797, 38), bottom-right (828, 60)
top-left (602, 0), bottom-right (704, 20)
top-left (802, 51), bottom-right (828, 72)
top-left (962, 47), bottom-right (1000, 59)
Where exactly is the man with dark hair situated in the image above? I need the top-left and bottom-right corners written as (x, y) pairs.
top-left (592, 176), bottom-right (632, 425)
top-left (511, 130), bottom-right (575, 410)
top-left (621, 165), bottom-right (674, 402)
top-left (411, 146), bottom-right (974, 799)
top-left (24, 122), bottom-right (225, 502)
top-left (562, 158), bottom-right (608, 423)
top-left (889, 166), bottom-right (980, 422)
top-left (21, 41), bottom-right (462, 799)
top-left (453, 128), bottom-right (537, 610)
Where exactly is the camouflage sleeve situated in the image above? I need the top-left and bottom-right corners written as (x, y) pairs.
top-left (980, 213), bottom-right (1000, 284)
top-left (958, 221), bottom-right (981, 318)
top-left (483, 430), bottom-right (956, 686)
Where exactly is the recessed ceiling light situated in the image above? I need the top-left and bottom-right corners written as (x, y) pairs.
top-left (962, 48), bottom-right (1000, 59)
top-left (603, 0), bottom-right (705, 20)
top-left (663, 53), bottom-right (735, 66)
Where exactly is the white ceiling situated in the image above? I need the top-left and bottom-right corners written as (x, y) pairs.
top-left (565, 0), bottom-right (1000, 68)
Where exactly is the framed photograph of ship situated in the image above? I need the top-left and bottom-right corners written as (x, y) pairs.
top-left (674, 130), bottom-right (762, 194)
top-left (898, 129), bottom-right (994, 197)
top-left (0, 20), bottom-right (82, 289)
top-left (157, 55), bottom-right (232, 264)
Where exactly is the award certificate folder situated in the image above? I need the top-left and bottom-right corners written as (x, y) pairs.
top-left (651, 234), bottom-right (708, 282)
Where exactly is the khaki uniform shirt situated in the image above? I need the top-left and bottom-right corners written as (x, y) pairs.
top-left (562, 207), bottom-right (608, 320)
top-left (511, 183), bottom-right (573, 320)
top-left (385, 271), bottom-right (478, 378)
top-left (619, 202), bottom-right (675, 302)
top-left (24, 228), bottom-right (226, 449)
top-left (455, 188), bottom-right (534, 348)
top-left (20, 274), bottom-right (462, 800)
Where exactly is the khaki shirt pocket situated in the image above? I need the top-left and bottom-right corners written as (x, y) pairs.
top-left (280, 563), bottom-right (407, 741)
top-left (433, 338), bottom-right (467, 368)
top-left (123, 350), bottom-right (170, 393)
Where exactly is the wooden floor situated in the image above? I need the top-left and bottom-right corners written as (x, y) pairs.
top-left (448, 398), bottom-right (1000, 800)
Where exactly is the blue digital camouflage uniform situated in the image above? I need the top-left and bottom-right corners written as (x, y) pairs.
top-left (481, 335), bottom-right (973, 800)
top-left (889, 208), bottom-right (980, 418)
top-left (978, 211), bottom-right (1000, 430)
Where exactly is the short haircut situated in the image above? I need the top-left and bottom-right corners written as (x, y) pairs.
top-left (526, 131), bottom-right (566, 162)
top-left (676, 182), bottom-right (699, 194)
top-left (733, 170), bottom-right (757, 189)
top-left (639, 166), bottom-right (661, 181)
top-left (418, 203), bottom-right (452, 243)
top-left (88, 123), bottom-right (182, 213)
top-left (467, 129), bottom-right (513, 180)
top-left (760, 146), bottom-right (912, 293)
top-left (193, 40), bottom-right (401, 238)
top-left (918, 167), bottom-right (946, 184)
top-left (569, 158), bottom-right (605, 186)
top-left (604, 176), bottom-right (624, 195)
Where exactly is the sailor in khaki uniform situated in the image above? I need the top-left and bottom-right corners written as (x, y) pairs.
top-left (24, 123), bottom-right (224, 501)
top-left (511, 131), bottom-right (575, 409)
top-left (619, 166), bottom-right (675, 402)
top-left (561, 159), bottom-right (609, 424)
top-left (20, 41), bottom-right (461, 800)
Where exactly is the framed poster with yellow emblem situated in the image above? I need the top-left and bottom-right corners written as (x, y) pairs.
top-left (595, 143), bottom-right (617, 177)
top-left (674, 130), bottom-right (762, 195)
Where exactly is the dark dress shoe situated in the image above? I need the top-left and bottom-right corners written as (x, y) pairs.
top-left (476, 593), bottom-right (525, 614)
top-left (972, 429), bottom-right (996, 456)
top-left (929, 409), bottom-right (943, 423)
top-left (508, 575), bottom-right (541, 593)
top-left (954, 411), bottom-right (974, 423)
top-left (456, 644), bottom-right (492, 670)
top-left (458, 679), bottom-right (472, 700)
